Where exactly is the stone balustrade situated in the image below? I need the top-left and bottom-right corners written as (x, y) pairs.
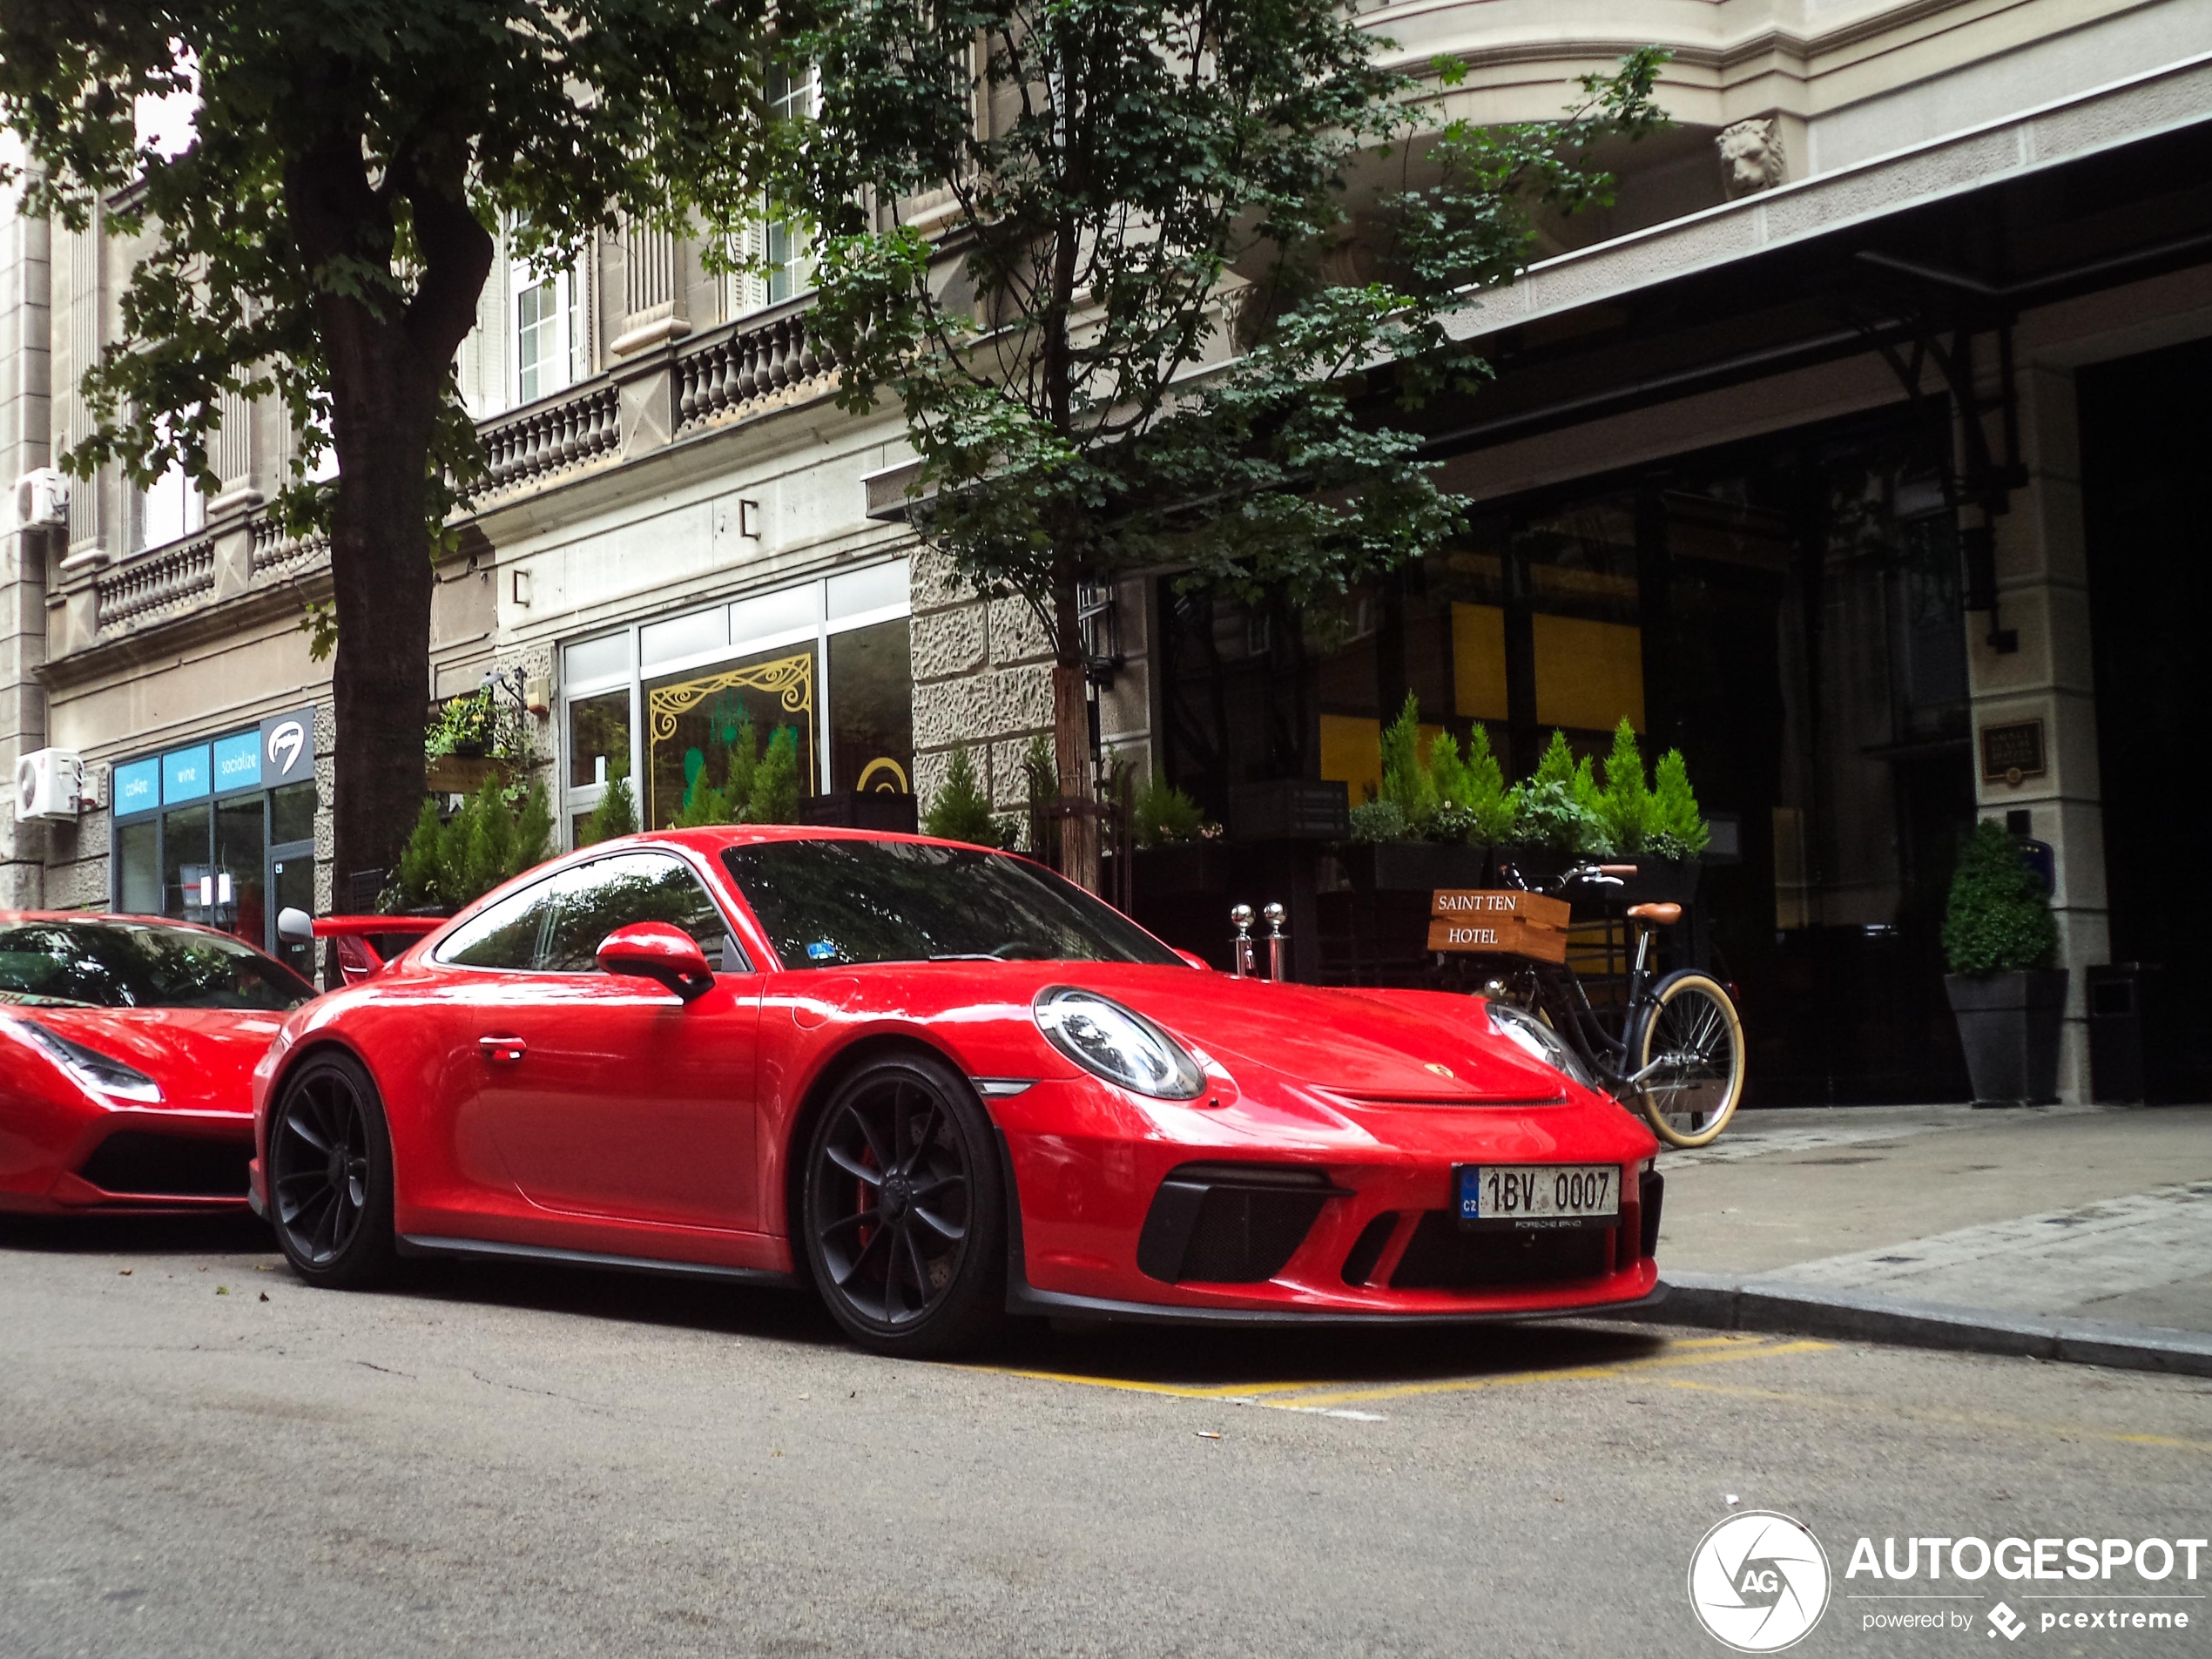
top-left (477, 381), bottom-right (622, 494)
top-left (675, 306), bottom-right (828, 435)
top-left (94, 536), bottom-right (218, 637)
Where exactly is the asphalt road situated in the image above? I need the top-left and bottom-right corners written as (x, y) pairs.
top-left (3, 1216), bottom-right (2208, 1659)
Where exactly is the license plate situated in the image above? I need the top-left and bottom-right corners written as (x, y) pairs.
top-left (1456, 1163), bottom-right (1619, 1231)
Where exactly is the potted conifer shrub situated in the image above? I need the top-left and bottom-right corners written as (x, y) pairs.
top-left (1494, 730), bottom-right (1612, 889)
top-left (1594, 721), bottom-right (1706, 905)
top-left (1341, 694), bottom-right (1488, 893)
top-left (1943, 819), bottom-right (2067, 1105)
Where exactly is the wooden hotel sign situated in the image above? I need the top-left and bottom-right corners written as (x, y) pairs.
top-left (1426, 889), bottom-right (1572, 964)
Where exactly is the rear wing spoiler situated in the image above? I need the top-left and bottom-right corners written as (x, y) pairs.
top-left (276, 908), bottom-right (443, 987)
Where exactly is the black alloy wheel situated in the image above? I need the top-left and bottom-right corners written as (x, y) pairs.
top-left (269, 1051), bottom-right (398, 1288)
top-left (801, 1053), bottom-right (1004, 1358)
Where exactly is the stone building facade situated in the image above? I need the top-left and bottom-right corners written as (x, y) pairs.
top-left (3, 0), bottom-right (2209, 1103)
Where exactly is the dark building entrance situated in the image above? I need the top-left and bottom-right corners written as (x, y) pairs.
top-left (1157, 402), bottom-right (1979, 1105)
top-left (2080, 336), bottom-right (2212, 1102)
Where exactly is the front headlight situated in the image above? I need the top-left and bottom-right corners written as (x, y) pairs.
top-left (1486, 1001), bottom-right (1596, 1089)
top-left (1033, 987), bottom-right (1207, 1101)
top-left (17, 1019), bottom-right (164, 1103)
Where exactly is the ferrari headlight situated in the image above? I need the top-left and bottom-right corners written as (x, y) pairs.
top-left (1033, 987), bottom-right (1206, 1101)
top-left (17, 1020), bottom-right (164, 1103)
top-left (1485, 1000), bottom-right (1595, 1089)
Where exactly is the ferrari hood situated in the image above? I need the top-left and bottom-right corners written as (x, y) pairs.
top-left (7, 1005), bottom-right (287, 1113)
top-left (1058, 967), bottom-right (1570, 1105)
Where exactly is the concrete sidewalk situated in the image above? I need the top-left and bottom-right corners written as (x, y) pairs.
top-left (1637, 1102), bottom-right (2212, 1374)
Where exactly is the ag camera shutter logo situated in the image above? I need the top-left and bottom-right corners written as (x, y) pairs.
top-left (1688, 1511), bottom-right (1831, 1652)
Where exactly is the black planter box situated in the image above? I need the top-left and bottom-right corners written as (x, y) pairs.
top-left (1341, 840), bottom-right (1490, 893)
top-left (801, 791), bottom-right (919, 833)
top-left (1613, 856), bottom-right (1701, 907)
top-left (1229, 779), bottom-right (1350, 842)
top-left (1946, 969), bottom-right (2069, 1104)
top-left (1133, 841), bottom-right (1232, 900)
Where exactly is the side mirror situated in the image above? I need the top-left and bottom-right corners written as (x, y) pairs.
top-left (596, 921), bottom-right (715, 1001)
top-left (277, 907), bottom-right (315, 946)
top-left (1173, 949), bottom-right (1211, 971)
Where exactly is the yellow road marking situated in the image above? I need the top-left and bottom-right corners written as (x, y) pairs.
top-left (1277, 1339), bottom-right (1832, 1411)
top-left (1658, 1377), bottom-right (2212, 1457)
top-left (959, 1333), bottom-right (1822, 1412)
top-left (966, 1368), bottom-right (1324, 1401)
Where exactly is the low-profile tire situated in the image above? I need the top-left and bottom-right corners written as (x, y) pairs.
top-left (268, 1049), bottom-right (399, 1289)
top-left (800, 1051), bottom-right (1004, 1359)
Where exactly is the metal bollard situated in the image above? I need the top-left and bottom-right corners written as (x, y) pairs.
top-left (1263, 901), bottom-right (1287, 982)
top-left (1230, 904), bottom-right (1256, 978)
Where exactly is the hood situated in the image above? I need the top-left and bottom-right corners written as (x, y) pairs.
top-left (7, 1005), bottom-right (286, 1113)
top-left (1028, 965), bottom-right (1571, 1105)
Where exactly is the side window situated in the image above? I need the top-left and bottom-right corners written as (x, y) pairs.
top-left (536, 853), bottom-right (739, 974)
top-left (436, 880), bottom-right (557, 970)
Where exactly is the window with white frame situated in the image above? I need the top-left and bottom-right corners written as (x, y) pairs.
top-left (137, 457), bottom-right (205, 551)
top-left (558, 557), bottom-right (913, 847)
top-left (513, 260), bottom-right (577, 405)
top-left (761, 64), bottom-right (819, 310)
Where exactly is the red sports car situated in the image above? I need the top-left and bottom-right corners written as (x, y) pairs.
top-left (0, 913), bottom-right (318, 1214)
top-left (250, 829), bottom-right (1663, 1354)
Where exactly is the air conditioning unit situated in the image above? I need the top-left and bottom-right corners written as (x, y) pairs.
top-left (14, 748), bottom-right (84, 822)
top-left (12, 468), bottom-right (70, 531)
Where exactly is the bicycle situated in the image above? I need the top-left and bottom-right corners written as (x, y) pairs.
top-left (1473, 860), bottom-right (1746, 1150)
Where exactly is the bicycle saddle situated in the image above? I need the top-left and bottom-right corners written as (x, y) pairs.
top-left (1626, 902), bottom-right (1683, 926)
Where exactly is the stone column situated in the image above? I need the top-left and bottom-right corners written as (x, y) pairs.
top-left (1965, 361), bottom-right (2106, 1102)
top-left (0, 192), bottom-right (52, 907)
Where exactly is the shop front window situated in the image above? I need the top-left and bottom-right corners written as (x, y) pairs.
top-left (162, 804), bottom-right (212, 923)
top-left (645, 645), bottom-right (817, 828)
top-left (569, 691), bottom-right (631, 791)
top-left (117, 819), bottom-right (159, 914)
top-left (828, 618), bottom-right (914, 794)
top-left (214, 798), bottom-right (266, 945)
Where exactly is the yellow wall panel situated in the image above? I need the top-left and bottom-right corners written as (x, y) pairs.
top-left (1451, 603), bottom-right (1509, 721)
top-left (1533, 613), bottom-right (1644, 733)
top-left (1318, 713), bottom-right (1382, 805)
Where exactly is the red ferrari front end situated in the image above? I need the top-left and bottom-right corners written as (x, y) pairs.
top-left (0, 914), bottom-right (314, 1215)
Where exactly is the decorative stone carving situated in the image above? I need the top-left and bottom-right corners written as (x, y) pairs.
top-left (1717, 117), bottom-right (1786, 199)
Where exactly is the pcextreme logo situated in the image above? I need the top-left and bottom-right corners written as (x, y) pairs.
top-left (1689, 1511), bottom-right (1831, 1652)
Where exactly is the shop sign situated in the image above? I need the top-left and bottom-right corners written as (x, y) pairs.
top-left (161, 745), bottom-right (211, 805)
top-left (212, 730), bottom-right (262, 793)
top-left (258, 708), bottom-right (316, 787)
top-left (112, 758), bottom-right (160, 816)
top-left (1979, 719), bottom-right (2046, 786)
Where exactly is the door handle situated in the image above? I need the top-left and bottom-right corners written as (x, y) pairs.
top-left (478, 1035), bottom-right (528, 1065)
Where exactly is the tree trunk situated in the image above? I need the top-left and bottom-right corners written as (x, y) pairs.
top-left (287, 127), bottom-right (493, 907)
top-left (327, 367), bottom-right (437, 905)
top-left (1051, 587), bottom-right (1097, 892)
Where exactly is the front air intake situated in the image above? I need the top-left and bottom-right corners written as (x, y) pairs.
top-left (78, 1131), bottom-right (249, 1198)
top-left (1136, 1163), bottom-right (1343, 1284)
top-left (1389, 1211), bottom-right (1610, 1290)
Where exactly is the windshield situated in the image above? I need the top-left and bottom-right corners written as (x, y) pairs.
top-left (721, 840), bottom-right (1183, 970)
top-left (0, 921), bottom-right (316, 1010)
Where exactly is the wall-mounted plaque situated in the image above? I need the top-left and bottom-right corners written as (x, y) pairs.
top-left (1979, 719), bottom-right (2046, 786)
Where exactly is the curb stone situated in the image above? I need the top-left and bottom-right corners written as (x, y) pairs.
top-left (1594, 1271), bottom-right (2212, 1379)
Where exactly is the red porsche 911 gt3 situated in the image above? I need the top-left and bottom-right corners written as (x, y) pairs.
top-left (1, 913), bottom-right (318, 1214)
top-left (250, 828), bottom-right (1663, 1354)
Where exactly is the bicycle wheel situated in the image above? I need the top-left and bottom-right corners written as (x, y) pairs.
top-left (1629, 970), bottom-right (1745, 1149)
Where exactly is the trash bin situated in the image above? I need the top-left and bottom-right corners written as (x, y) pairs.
top-left (2086, 963), bottom-right (2145, 1103)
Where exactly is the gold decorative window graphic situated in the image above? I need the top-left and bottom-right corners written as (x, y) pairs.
top-left (645, 649), bottom-right (817, 827)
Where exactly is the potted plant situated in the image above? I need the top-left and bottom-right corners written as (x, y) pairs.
top-left (1339, 695), bottom-right (1489, 892)
top-left (1130, 772), bottom-right (1227, 895)
top-left (1494, 730), bottom-right (1613, 889)
top-left (1942, 819), bottom-right (2067, 1105)
top-left (1591, 720), bottom-right (1705, 906)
